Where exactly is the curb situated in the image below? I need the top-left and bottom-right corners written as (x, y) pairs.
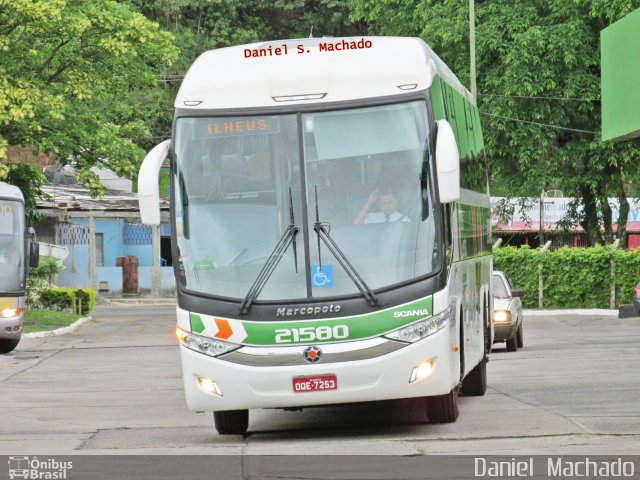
top-left (23, 316), bottom-right (93, 339)
top-left (523, 309), bottom-right (619, 317)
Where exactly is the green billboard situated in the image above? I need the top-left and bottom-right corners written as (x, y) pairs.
top-left (601, 8), bottom-right (640, 141)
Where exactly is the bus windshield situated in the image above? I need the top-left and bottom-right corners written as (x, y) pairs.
top-left (0, 200), bottom-right (25, 293)
top-left (174, 100), bottom-right (440, 302)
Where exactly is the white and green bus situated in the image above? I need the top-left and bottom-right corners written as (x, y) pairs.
top-left (0, 182), bottom-right (38, 354)
top-left (139, 37), bottom-right (492, 435)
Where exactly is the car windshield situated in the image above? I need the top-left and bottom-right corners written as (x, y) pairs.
top-left (0, 200), bottom-right (25, 293)
top-left (493, 274), bottom-right (510, 299)
top-left (173, 100), bottom-right (440, 302)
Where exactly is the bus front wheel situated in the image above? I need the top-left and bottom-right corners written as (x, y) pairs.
top-left (213, 409), bottom-right (249, 435)
top-left (0, 338), bottom-right (20, 354)
top-left (425, 387), bottom-right (459, 423)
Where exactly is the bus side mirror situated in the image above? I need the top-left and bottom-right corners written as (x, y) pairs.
top-left (435, 119), bottom-right (460, 203)
top-left (138, 140), bottom-right (171, 226)
top-left (28, 227), bottom-right (39, 268)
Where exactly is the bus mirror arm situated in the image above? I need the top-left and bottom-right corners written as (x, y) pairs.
top-left (139, 140), bottom-right (171, 226)
top-left (435, 120), bottom-right (460, 204)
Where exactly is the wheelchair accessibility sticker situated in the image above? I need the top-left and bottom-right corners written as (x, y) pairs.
top-left (311, 264), bottom-right (333, 287)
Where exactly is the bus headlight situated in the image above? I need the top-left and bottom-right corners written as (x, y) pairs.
top-left (177, 328), bottom-right (240, 357)
top-left (384, 308), bottom-right (450, 343)
top-left (493, 310), bottom-right (512, 323)
top-left (1, 308), bottom-right (22, 318)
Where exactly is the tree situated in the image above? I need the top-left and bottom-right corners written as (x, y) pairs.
top-left (350, 0), bottom-right (640, 246)
top-left (0, 0), bottom-right (178, 208)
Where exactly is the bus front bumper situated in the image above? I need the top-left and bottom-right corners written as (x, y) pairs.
top-left (180, 328), bottom-right (457, 411)
top-left (0, 312), bottom-right (23, 340)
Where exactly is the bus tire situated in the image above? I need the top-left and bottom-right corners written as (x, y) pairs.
top-left (462, 356), bottom-right (486, 396)
top-left (0, 338), bottom-right (19, 354)
top-left (506, 332), bottom-right (518, 352)
top-left (516, 321), bottom-right (524, 348)
top-left (462, 310), bottom-right (488, 396)
top-left (213, 409), bottom-right (249, 435)
top-left (426, 388), bottom-right (459, 423)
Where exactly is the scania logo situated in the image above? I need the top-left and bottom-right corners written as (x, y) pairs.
top-left (276, 304), bottom-right (342, 317)
top-left (303, 346), bottom-right (323, 363)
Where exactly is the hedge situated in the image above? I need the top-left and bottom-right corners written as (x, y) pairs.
top-left (493, 245), bottom-right (640, 309)
top-left (40, 288), bottom-right (97, 315)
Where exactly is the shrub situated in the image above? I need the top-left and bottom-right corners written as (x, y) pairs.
top-left (493, 245), bottom-right (640, 309)
top-left (26, 259), bottom-right (64, 309)
top-left (40, 288), bottom-right (97, 315)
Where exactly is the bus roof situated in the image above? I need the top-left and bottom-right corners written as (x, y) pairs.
top-left (0, 182), bottom-right (24, 202)
top-left (175, 36), bottom-right (474, 110)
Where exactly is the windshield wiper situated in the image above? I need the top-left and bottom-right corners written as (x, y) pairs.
top-left (313, 186), bottom-right (379, 307)
top-left (239, 189), bottom-right (299, 315)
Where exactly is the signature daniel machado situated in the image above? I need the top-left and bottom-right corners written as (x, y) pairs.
top-left (244, 38), bottom-right (373, 58)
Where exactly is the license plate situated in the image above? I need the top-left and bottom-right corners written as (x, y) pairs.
top-left (292, 374), bottom-right (337, 393)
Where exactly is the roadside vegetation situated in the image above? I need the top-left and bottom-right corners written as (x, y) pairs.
top-left (22, 310), bottom-right (82, 334)
top-left (494, 245), bottom-right (640, 308)
top-left (25, 259), bottom-right (96, 333)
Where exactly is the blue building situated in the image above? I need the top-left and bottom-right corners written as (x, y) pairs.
top-left (36, 183), bottom-right (174, 296)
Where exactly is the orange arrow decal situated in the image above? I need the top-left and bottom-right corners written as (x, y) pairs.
top-left (214, 318), bottom-right (233, 340)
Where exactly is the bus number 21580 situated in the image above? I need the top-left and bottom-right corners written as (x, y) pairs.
top-left (274, 325), bottom-right (349, 344)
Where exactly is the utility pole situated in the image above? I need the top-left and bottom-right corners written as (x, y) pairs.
top-left (469, 0), bottom-right (477, 97)
top-left (539, 190), bottom-right (545, 245)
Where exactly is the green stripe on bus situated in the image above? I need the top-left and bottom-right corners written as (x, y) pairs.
top-left (190, 296), bottom-right (433, 345)
top-left (190, 313), bottom-right (205, 334)
top-left (242, 296), bottom-right (432, 345)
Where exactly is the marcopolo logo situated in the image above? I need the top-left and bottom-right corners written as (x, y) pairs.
top-left (276, 304), bottom-right (341, 317)
top-left (8, 457), bottom-right (73, 480)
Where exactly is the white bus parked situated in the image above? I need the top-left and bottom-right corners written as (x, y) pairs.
top-left (0, 182), bottom-right (38, 354)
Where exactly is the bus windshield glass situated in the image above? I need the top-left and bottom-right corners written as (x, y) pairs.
top-left (174, 100), bottom-right (439, 301)
top-left (303, 101), bottom-right (438, 297)
top-left (0, 200), bottom-right (25, 293)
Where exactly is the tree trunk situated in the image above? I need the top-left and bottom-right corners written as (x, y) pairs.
top-left (615, 171), bottom-right (630, 249)
top-left (600, 194), bottom-right (614, 244)
top-left (579, 186), bottom-right (602, 246)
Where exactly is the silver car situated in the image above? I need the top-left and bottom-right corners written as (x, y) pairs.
top-left (493, 271), bottom-right (524, 351)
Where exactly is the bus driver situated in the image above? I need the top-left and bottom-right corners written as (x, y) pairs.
top-left (353, 188), bottom-right (410, 225)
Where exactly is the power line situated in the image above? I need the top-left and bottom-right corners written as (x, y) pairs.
top-left (479, 93), bottom-right (600, 102)
top-left (479, 112), bottom-right (600, 135)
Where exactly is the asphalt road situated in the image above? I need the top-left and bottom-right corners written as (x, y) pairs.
top-left (1, 305), bottom-right (639, 455)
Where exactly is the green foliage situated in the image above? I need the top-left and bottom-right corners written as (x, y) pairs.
top-left (540, 246), bottom-right (613, 308)
top-left (493, 246), bottom-right (540, 308)
top-left (350, 0), bottom-right (640, 245)
top-left (40, 287), bottom-right (97, 315)
top-left (0, 0), bottom-right (178, 199)
top-left (0, 163), bottom-right (47, 223)
top-left (26, 258), bottom-right (63, 309)
top-left (494, 246), bottom-right (640, 308)
top-left (614, 249), bottom-right (640, 305)
top-left (29, 258), bottom-right (63, 280)
top-left (127, 0), bottom-right (364, 74)
top-left (25, 276), bottom-right (48, 310)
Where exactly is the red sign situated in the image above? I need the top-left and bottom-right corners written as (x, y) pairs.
top-left (292, 374), bottom-right (337, 393)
